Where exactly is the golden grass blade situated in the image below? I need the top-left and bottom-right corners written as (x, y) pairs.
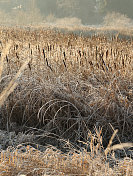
top-left (0, 58), bottom-right (31, 107)
top-left (105, 129), bottom-right (118, 156)
top-left (110, 143), bottom-right (133, 151)
top-left (107, 129), bottom-right (118, 148)
top-left (0, 41), bottom-right (12, 80)
top-left (105, 129), bottom-right (133, 156)
top-left (105, 142), bottom-right (133, 156)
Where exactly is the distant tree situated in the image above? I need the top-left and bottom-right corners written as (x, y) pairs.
top-left (56, 0), bottom-right (79, 16)
top-left (36, 0), bottom-right (57, 16)
top-left (95, 0), bottom-right (107, 13)
top-left (56, 0), bottom-right (78, 9)
top-left (105, 0), bottom-right (133, 18)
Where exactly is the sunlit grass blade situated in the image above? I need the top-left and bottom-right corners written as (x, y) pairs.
top-left (0, 41), bottom-right (12, 81)
top-left (0, 58), bottom-right (31, 107)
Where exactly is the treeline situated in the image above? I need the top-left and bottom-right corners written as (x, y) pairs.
top-left (36, 0), bottom-right (133, 24)
top-left (0, 0), bottom-right (133, 25)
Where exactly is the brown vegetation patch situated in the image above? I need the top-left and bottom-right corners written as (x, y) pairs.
top-left (0, 27), bottom-right (132, 175)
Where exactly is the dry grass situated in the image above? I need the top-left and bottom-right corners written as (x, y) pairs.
top-left (0, 130), bottom-right (132, 176)
top-left (0, 27), bottom-right (132, 175)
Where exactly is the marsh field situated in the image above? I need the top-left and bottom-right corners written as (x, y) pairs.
top-left (0, 26), bottom-right (133, 175)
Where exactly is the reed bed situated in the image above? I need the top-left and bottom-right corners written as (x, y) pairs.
top-left (0, 27), bottom-right (132, 175)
